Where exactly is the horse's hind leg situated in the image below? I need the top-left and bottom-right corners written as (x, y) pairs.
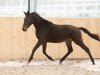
top-left (77, 41), bottom-right (95, 65)
top-left (60, 40), bottom-right (73, 64)
top-left (71, 32), bottom-right (95, 65)
top-left (42, 43), bottom-right (54, 61)
top-left (71, 30), bottom-right (95, 65)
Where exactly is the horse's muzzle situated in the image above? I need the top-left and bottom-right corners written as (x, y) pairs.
top-left (22, 27), bottom-right (27, 31)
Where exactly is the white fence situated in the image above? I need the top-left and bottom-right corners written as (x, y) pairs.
top-left (0, 0), bottom-right (100, 18)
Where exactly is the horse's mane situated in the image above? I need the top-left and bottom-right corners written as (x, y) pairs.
top-left (32, 12), bottom-right (53, 25)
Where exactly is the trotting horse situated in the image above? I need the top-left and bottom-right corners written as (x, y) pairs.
top-left (22, 11), bottom-right (100, 65)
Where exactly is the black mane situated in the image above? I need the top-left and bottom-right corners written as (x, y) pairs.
top-left (32, 12), bottom-right (53, 25)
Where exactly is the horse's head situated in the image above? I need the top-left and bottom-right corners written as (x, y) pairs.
top-left (22, 11), bottom-right (33, 31)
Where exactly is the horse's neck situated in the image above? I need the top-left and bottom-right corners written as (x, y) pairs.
top-left (32, 16), bottom-right (46, 31)
top-left (31, 15), bottom-right (40, 29)
top-left (32, 14), bottom-right (52, 31)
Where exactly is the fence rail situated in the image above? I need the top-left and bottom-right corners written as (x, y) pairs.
top-left (0, 17), bottom-right (100, 60)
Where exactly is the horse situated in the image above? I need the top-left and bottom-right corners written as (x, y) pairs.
top-left (22, 11), bottom-right (100, 65)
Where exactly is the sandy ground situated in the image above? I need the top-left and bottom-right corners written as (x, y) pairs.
top-left (0, 59), bottom-right (100, 75)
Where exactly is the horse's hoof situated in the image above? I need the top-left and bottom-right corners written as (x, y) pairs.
top-left (27, 61), bottom-right (30, 63)
top-left (93, 62), bottom-right (95, 65)
top-left (59, 61), bottom-right (62, 65)
top-left (51, 59), bottom-right (55, 61)
top-left (53, 59), bottom-right (55, 61)
top-left (27, 60), bottom-right (31, 64)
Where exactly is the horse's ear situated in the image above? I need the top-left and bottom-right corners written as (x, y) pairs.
top-left (27, 11), bottom-right (30, 15)
top-left (24, 11), bottom-right (27, 16)
top-left (23, 11), bottom-right (30, 16)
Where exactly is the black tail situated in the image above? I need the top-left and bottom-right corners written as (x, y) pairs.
top-left (79, 27), bottom-right (100, 41)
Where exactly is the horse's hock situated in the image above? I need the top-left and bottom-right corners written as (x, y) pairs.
top-left (0, 17), bottom-right (100, 60)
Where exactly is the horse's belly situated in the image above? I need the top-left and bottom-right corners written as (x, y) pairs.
top-left (47, 36), bottom-right (69, 43)
top-left (47, 29), bottom-right (70, 43)
top-left (48, 39), bottom-right (65, 43)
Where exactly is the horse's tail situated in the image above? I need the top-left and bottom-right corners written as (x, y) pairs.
top-left (79, 27), bottom-right (100, 41)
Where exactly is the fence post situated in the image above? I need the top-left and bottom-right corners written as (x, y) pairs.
top-left (28, 0), bottom-right (30, 12)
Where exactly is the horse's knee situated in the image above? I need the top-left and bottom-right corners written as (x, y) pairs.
top-left (67, 44), bottom-right (73, 53)
top-left (43, 50), bottom-right (47, 55)
top-left (69, 49), bottom-right (73, 53)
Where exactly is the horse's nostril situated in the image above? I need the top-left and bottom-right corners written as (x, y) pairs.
top-left (22, 27), bottom-right (27, 31)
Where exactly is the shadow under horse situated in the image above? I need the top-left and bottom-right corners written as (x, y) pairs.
top-left (22, 11), bottom-right (100, 65)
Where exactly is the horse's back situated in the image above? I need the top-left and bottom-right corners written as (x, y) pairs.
top-left (54, 24), bottom-right (80, 34)
top-left (37, 24), bottom-right (81, 43)
top-left (45, 25), bottom-right (78, 43)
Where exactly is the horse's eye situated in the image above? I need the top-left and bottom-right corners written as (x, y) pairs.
top-left (28, 18), bottom-right (32, 21)
top-left (25, 18), bottom-right (28, 21)
top-left (27, 18), bottom-right (29, 20)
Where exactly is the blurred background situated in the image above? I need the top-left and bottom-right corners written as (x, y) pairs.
top-left (0, 0), bottom-right (100, 60)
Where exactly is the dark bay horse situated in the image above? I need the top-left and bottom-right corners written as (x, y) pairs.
top-left (22, 11), bottom-right (100, 65)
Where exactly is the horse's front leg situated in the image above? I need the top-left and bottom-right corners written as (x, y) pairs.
top-left (28, 40), bottom-right (42, 63)
top-left (42, 43), bottom-right (54, 61)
